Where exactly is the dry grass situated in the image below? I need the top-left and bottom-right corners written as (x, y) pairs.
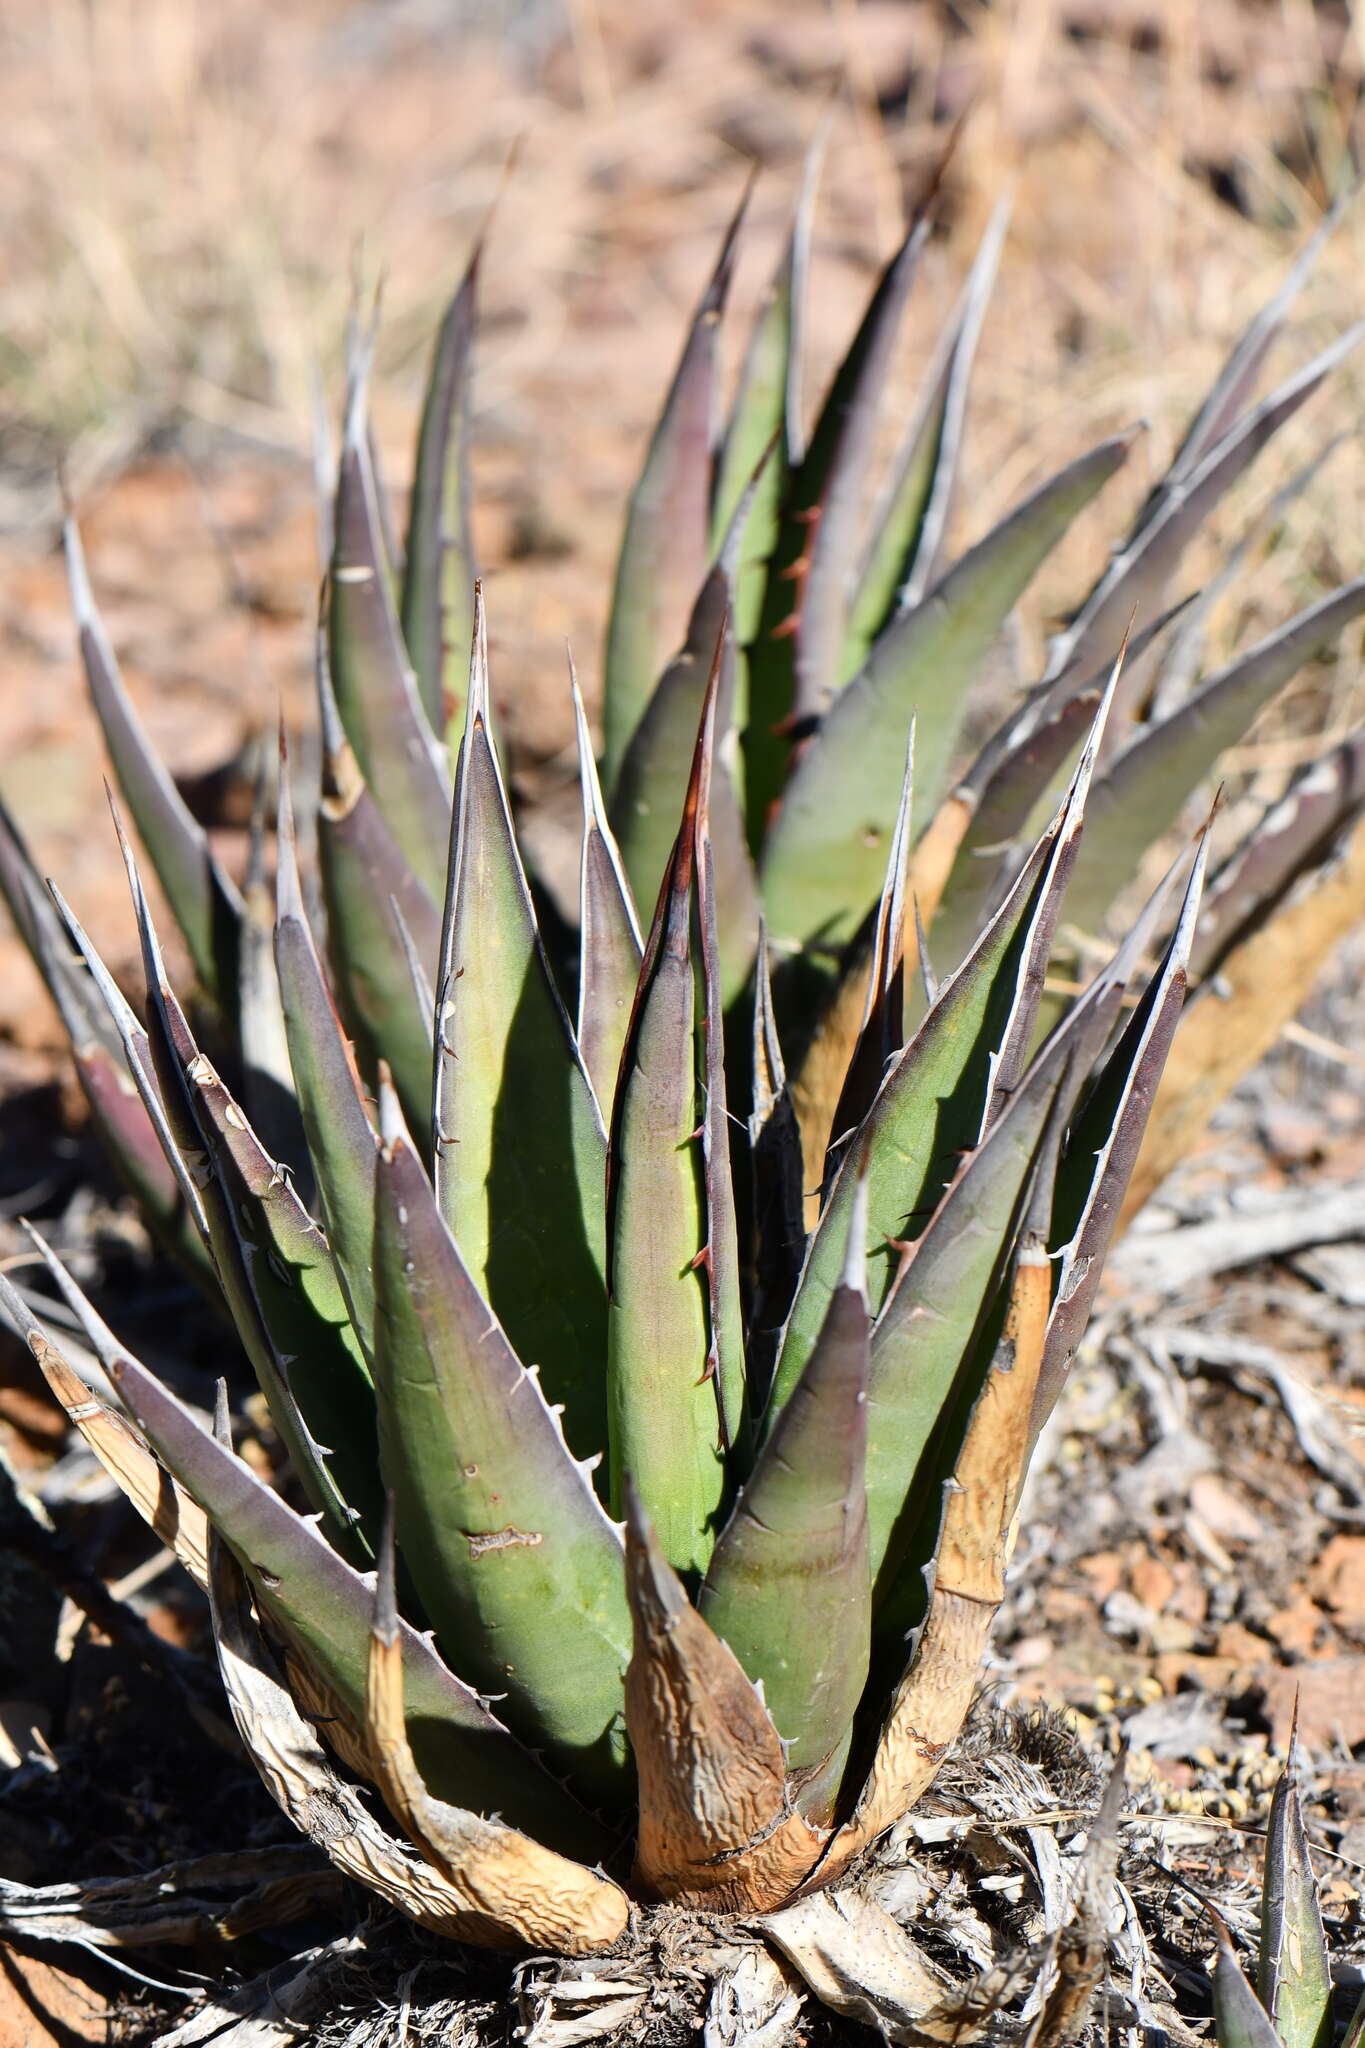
top-left (0, 0), bottom-right (1363, 1041)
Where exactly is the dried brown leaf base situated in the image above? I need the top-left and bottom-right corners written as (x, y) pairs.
top-left (83, 1703), bottom-right (1213, 2048)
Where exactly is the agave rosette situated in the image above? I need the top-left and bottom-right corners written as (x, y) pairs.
top-left (2, 168), bottom-right (1363, 1975)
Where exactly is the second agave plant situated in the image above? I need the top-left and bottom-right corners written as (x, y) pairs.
top-left (2, 162), bottom-right (1364, 2033)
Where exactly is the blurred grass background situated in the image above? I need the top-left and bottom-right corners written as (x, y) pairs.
top-left (0, 0), bottom-right (1362, 1058)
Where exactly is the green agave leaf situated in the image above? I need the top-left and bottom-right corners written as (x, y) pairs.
top-left (711, 140), bottom-right (818, 638)
top-left (237, 783), bottom-right (308, 1189)
top-left (860, 1006), bottom-right (1069, 1624)
top-left (743, 217), bottom-right (928, 835)
top-left (860, 863), bottom-right (1186, 1655)
top-left (1192, 727), bottom-right (1365, 981)
top-left (103, 1344), bottom-right (604, 1855)
top-left (611, 560), bottom-right (760, 1001)
top-left (571, 661), bottom-right (643, 1121)
top-left (401, 239), bottom-right (479, 740)
top-left (606, 656), bottom-right (727, 1576)
top-left (1212, 1915), bottom-right (1286, 2048)
top-left (760, 430), bottom-right (1135, 958)
top-left (699, 1174), bottom-right (870, 1795)
top-left (747, 924), bottom-right (807, 1397)
top-left (823, 724), bottom-right (916, 1189)
top-left (711, 138), bottom-right (815, 549)
top-left (844, 193), bottom-right (1010, 678)
top-left (274, 756), bottom-right (379, 1354)
top-left (1045, 320), bottom-right (1365, 692)
top-left (112, 820), bottom-right (373, 1562)
top-left (927, 605), bottom-right (1187, 972)
top-left (366, 409), bottom-right (404, 586)
top-left (65, 519), bottom-right (243, 1007)
top-left (602, 185), bottom-right (747, 789)
top-left (1148, 440), bottom-right (1344, 728)
top-left (789, 221), bottom-right (927, 724)
top-left (1142, 197), bottom-right (1347, 530)
top-left (170, 1017), bottom-right (382, 1559)
top-left (1062, 577), bottom-right (1365, 943)
top-left (329, 367), bottom-right (452, 901)
top-left (1038, 836), bottom-right (1207, 1429)
top-left (0, 802), bottom-right (204, 1275)
top-left (314, 622), bottom-right (440, 1129)
top-left (373, 1075), bottom-right (632, 1807)
top-left (432, 595), bottom-right (608, 1453)
top-left (1259, 1727), bottom-right (1332, 2048)
top-left (695, 749), bottom-right (747, 1456)
top-left (47, 880), bottom-right (213, 1252)
top-left (772, 688), bottom-right (1105, 1407)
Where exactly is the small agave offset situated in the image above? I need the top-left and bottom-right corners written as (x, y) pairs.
top-left (3, 158), bottom-right (1365, 2013)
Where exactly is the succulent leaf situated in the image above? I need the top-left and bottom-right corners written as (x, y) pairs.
top-left (844, 194), bottom-right (1010, 675)
top-left (791, 221), bottom-right (928, 725)
top-left (314, 624), bottom-right (441, 1124)
top-left (0, 801), bottom-right (204, 1273)
top-left (819, 1234), bottom-right (1051, 1885)
top-left (744, 217), bottom-right (927, 833)
top-left (1259, 1727), bottom-right (1331, 2048)
top-left (605, 651), bottom-right (728, 1574)
top-left (328, 364), bottom-right (452, 898)
top-left (373, 1073), bottom-right (632, 1804)
top-left (747, 926), bottom-right (808, 1392)
top-left (113, 824), bottom-right (377, 1558)
top-left (571, 660), bottom-right (643, 1120)
top-left (1213, 1915), bottom-right (1287, 2048)
top-left (821, 725), bottom-right (918, 1188)
top-left (699, 1176), bottom-right (870, 1803)
top-left (1062, 578), bottom-right (1365, 943)
top-left (1045, 321), bottom-right (1365, 691)
top-left (759, 430), bottom-right (1135, 957)
top-left (695, 774), bottom-right (748, 1456)
top-left (207, 1493), bottom-right (489, 1944)
top-left (274, 760), bottom-right (380, 1351)
top-left (1039, 833), bottom-right (1207, 1426)
top-left (1191, 728), bottom-right (1365, 981)
top-left (775, 712), bottom-right (1101, 1402)
top-left (401, 243), bottom-right (480, 739)
top-left (623, 1481), bottom-right (827, 1909)
top-left (0, 1270), bottom-right (209, 1588)
top-left (65, 519), bottom-right (243, 1006)
top-left (927, 604), bottom-right (1188, 970)
top-left (611, 558), bottom-right (760, 996)
top-left (602, 188), bottom-right (746, 787)
top-left (108, 1346), bottom-right (603, 1853)
top-left (237, 783), bottom-right (309, 1188)
top-left (433, 596), bottom-right (609, 1447)
top-left (1145, 196), bottom-right (1346, 522)
top-left (363, 1517), bottom-right (630, 1952)
top-left (711, 142), bottom-right (817, 638)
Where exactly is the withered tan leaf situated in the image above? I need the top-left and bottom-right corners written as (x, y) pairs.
top-left (759, 1891), bottom-right (952, 2045)
top-left (623, 1491), bottom-right (827, 1910)
top-left (703, 1945), bottom-right (803, 2048)
top-left (30, 1332), bottom-right (209, 1587)
top-left (1123, 808), bottom-right (1365, 1223)
top-left (205, 1520), bottom-right (490, 1944)
top-left (1026, 1753), bottom-right (1126, 2048)
top-left (762, 1888), bottom-right (1036, 2046)
top-left (816, 1238), bottom-right (1050, 1883)
top-left (364, 1536), bottom-right (630, 1955)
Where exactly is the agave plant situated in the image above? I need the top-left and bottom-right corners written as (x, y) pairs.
top-left (1211, 1728), bottom-right (1336, 2048)
top-left (2, 165), bottom-right (1364, 2037)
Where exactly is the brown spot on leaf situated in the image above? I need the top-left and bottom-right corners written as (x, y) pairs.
top-left (466, 1525), bottom-right (543, 1558)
